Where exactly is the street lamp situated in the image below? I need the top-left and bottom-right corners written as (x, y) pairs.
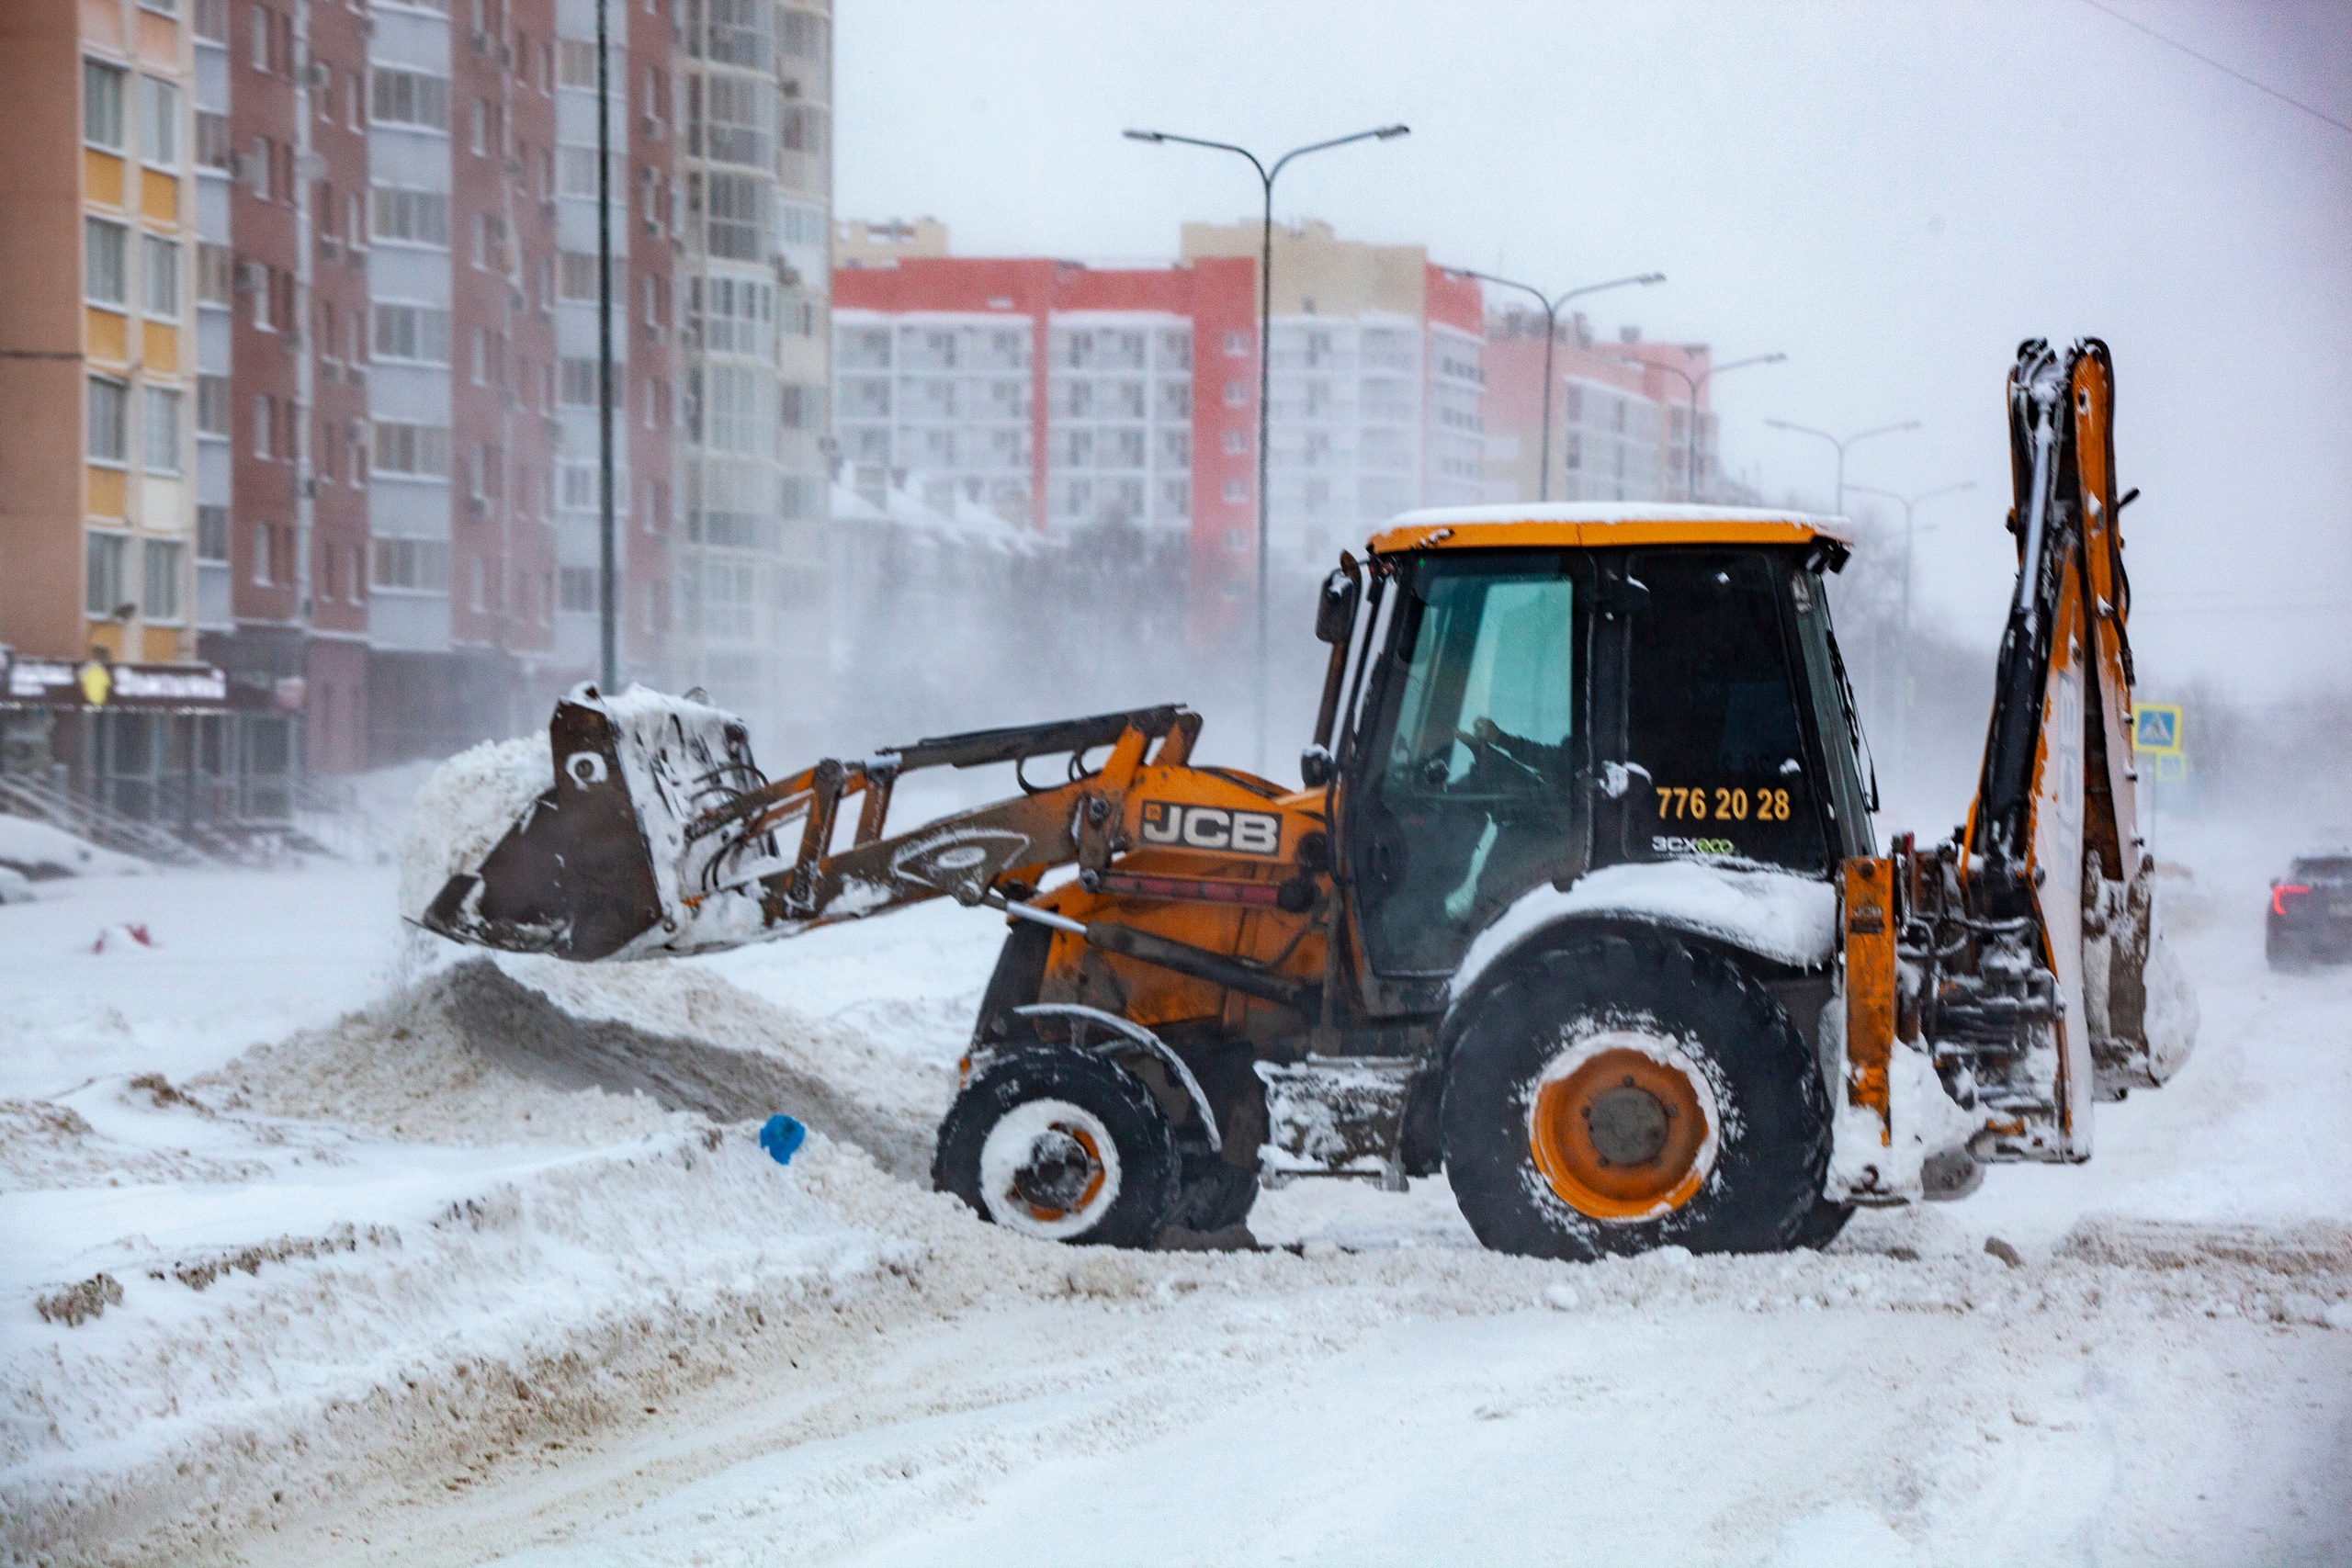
top-left (1621, 352), bottom-right (1786, 501)
top-left (1449, 268), bottom-right (1666, 502)
top-left (1762, 417), bottom-right (1920, 519)
top-left (1124, 123), bottom-right (1410, 776)
top-left (1845, 479), bottom-right (1975, 788)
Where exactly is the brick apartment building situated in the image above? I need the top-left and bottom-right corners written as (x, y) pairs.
top-left (2, 0), bottom-right (834, 830)
top-left (831, 220), bottom-right (1487, 604)
top-left (1481, 307), bottom-right (1727, 504)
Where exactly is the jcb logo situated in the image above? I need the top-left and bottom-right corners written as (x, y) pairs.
top-left (1139, 801), bottom-right (1281, 856)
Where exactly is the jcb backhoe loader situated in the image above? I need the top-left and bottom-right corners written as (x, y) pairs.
top-left (422, 337), bottom-right (2195, 1259)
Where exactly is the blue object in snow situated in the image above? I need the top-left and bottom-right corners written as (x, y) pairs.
top-left (759, 1114), bottom-right (807, 1166)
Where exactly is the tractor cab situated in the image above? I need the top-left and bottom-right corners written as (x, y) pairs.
top-left (1312, 508), bottom-right (1875, 987)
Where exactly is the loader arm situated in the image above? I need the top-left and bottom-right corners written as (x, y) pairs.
top-left (422, 696), bottom-right (1211, 960)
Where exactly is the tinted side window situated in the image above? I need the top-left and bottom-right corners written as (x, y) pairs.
top-left (1623, 551), bottom-right (1830, 872)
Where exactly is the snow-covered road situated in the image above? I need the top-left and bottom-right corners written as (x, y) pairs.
top-left (4, 817), bottom-right (2348, 1566)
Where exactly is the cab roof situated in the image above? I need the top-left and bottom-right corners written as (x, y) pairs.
top-left (1364, 503), bottom-right (1853, 564)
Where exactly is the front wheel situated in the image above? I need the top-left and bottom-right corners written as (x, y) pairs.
top-left (1441, 930), bottom-right (1832, 1262)
top-left (933, 1046), bottom-right (1181, 1247)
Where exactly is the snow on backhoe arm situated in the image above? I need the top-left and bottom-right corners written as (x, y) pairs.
top-left (1837, 339), bottom-right (2197, 1201)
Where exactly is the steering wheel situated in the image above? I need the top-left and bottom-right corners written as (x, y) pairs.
top-left (1454, 719), bottom-right (1546, 786)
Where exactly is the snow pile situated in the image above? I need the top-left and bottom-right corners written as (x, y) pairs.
top-left (396, 733), bottom-right (550, 922)
top-left (3, 1124), bottom-right (924, 1567)
top-left (0, 818), bottom-right (149, 881)
top-left (1453, 860), bottom-right (1839, 998)
top-left (202, 955), bottom-right (951, 1179)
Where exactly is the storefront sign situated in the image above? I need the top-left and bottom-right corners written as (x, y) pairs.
top-left (0, 650), bottom-right (229, 709)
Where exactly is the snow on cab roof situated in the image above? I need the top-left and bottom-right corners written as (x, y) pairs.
top-left (1364, 502), bottom-right (1853, 558)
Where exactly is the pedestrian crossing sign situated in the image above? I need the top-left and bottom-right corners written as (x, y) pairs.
top-left (2132, 704), bottom-right (2182, 756)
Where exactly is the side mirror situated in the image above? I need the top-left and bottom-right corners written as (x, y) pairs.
top-left (1314, 568), bottom-right (1360, 645)
top-left (1299, 744), bottom-right (1336, 788)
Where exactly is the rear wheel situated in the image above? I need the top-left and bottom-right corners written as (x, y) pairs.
top-left (1441, 930), bottom-right (1832, 1261)
top-left (933, 1046), bottom-right (1180, 1247)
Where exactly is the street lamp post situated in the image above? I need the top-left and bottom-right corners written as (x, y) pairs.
top-left (1844, 479), bottom-right (1976, 790)
top-left (1623, 352), bottom-right (1786, 501)
top-left (1449, 268), bottom-right (1665, 502)
top-left (594, 0), bottom-right (616, 692)
top-left (1124, 124), bottom-right (1410, 776)
top-left (1761, 416), bottom-right (1921, 520)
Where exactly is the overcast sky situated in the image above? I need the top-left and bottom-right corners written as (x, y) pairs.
top-left (835, 1), bottom-right (2351, 702)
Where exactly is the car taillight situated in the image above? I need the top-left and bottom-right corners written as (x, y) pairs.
top-left (2272, 885), bottom-right (2310, 917)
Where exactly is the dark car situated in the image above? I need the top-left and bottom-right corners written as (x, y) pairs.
top-left (2267, 852), bottom-right (2352, 969)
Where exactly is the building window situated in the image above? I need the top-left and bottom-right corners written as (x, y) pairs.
top-left (372, 421), bottom-right (451, 477)
top-left (1221, 478), bottom-right (1248, 505)
top-left (196, 111), bottom-right (232, 170)
top-left (370, 302), bottom-right (450, 363)
top-left (370, 537), bottom-right (450, 591)
top-left (85, 532), bottom-right (130, 616)
top-left (252, 393), bottom-right (272, 457)
top-left (472, 213), bottom-right (507, 270)
top-left (85, 219), bottom-right (128, 307)
top-left (142, 387), bottom-right (181, 472)
top-left (140, 76), bottom-right (177, 166)
top-left (556, 39), bottom-right (596, 89)
top-left (197, 504), bottom-right (229, 560)
top-left (1221, 428), bottom-right (1248, 456)
top-left (560, 464), bottom-right (596, 508)
top-left (1223, 380), bottom-right (1249, 408)
top-left (197, 243), bottom-right (232, 305)
top-left (87, 377), bottom-right (129, 464)
top-left (469, 556), bottom-right (486, 613)
top-left (252, 521), bottom-right (272, 584)
top-left (84, 60), bottom-right (126, 151)
top-left (369, 69), bottom-right (450, 131)
top-left (141, 235), bottom-right (180, 318)
top-left (142, 539), bottom-right (184, 622)
top-left (558, 566), bottom-right (596, 613)
top-left (559, 251), bottom-right (597, 299)
top-left (699, 172), bottom-right (764, 261)
top-left (370, 186), bottom-right (450, 247)
top-left (193, 0), bottom-right (228, 43)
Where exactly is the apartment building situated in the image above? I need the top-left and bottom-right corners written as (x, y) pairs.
top-left (1482, 309), bottom-right (1721, 504)
top-left (831, 219), bottom-right (1484, 604)
top-left (1179, 220), bottom-right (1487, 568)
top-left (0, 0), bottom-right (260, 812)
top-left (667, 0), bottom-right (834, 730)
top-left (177, 0), bottom-right (376, 776)
top-left (830, 252), bottom-right (1259, 590)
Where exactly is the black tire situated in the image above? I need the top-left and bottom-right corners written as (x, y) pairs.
top-left (933, 1045), bottom-right (1181, 1248)
top-left (1169, 1151), bottom-right (1260, 1232)
top-left (1440, 929), bottom-right (1832, 1262)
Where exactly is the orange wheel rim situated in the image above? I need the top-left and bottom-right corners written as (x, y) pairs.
top-left (1026, 1123), bottom-right (1107, 1222)
top-left (1528, 1042), bottom-right (1713, 1222)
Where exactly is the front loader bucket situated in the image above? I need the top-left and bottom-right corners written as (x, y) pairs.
top-left (420, 685), bottom-right (762, 960)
